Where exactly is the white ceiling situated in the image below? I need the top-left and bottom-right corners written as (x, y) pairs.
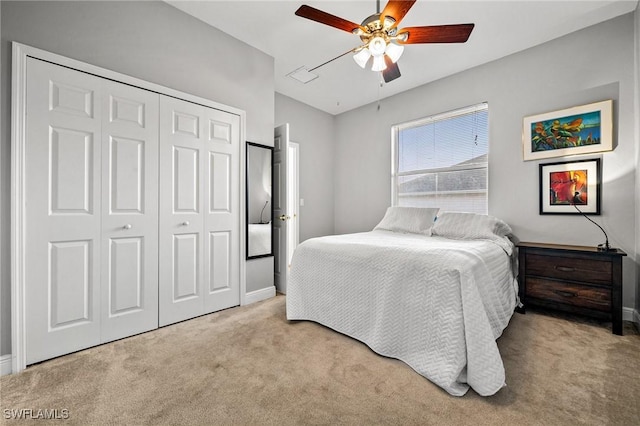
top-left (168, 0), bottom-right (638, 115)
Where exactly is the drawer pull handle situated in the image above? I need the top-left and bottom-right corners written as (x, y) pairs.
top-left (554, 290), bottom-right (577, 298)
top-left (555, 266), bottom-right (576, 273)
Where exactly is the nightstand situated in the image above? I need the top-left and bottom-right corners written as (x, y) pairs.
top-left (517, 242), bottom-right (627, 335)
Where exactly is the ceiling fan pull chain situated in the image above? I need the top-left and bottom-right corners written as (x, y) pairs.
top-left (308, 47), bottom-right (358, 72)
top-left (377, 76), bottom-right (383, 111)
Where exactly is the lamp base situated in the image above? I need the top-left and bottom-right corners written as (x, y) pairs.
top-left (597, 244), bottom-right (617, 252)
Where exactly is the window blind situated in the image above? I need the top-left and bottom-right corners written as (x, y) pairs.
top-left (392, 103), bottom-right (489, 214)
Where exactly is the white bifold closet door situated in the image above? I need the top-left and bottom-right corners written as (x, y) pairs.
top-left (158, 96), bottom-right (240, 326)
top-left (25, 58), bottom-right (159, 364)
top-left (23, 56), bottom-right (241, 365)
top-left (99, 80), bottom-right (159, 343)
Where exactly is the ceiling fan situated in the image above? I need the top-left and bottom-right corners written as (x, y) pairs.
top-left (295, 0), bottom-right (475, 83)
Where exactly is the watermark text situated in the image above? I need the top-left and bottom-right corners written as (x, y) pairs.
top-left (3, 408), bottom-right (70, 420)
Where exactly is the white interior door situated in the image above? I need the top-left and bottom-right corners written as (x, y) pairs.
top-left (25, 58), bottom-right (103, 364)
top-left (203, 107), bottom-right (240, 313)
top-left (25, 58), bottom-right (162, 363)
top-left (159, 96), bottom-right (205, 326)
top-left (273, 124), bottom-right (289, 294)
top-left (100, 81), bottom-right (159, 342)
top-left (159, 96), bottom-right (240, 326)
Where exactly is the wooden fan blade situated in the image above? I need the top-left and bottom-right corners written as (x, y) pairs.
top-left (380, 1), bottom-right (417, 26)
top-left (397, 24), bottom-right (475, 44)
top-left (295, 5), bottom-right (362, 34)
top-left (382, 56), bottom-right (401, 83)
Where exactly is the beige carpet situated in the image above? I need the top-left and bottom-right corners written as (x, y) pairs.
top-left (1, 295), bottom-right (639, 425)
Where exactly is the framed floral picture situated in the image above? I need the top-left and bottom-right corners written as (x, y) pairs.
top-left (523, 100), bottom-right (612, 161)
top-left (539, 158), bottom-right (601, 215)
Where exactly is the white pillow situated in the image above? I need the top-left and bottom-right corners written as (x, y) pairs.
top-left (374, 206), bottom-right (439, 235)
top-left (431, 211), bottom-right (514, 252)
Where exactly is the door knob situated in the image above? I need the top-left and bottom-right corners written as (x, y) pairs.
top-left (279, 215), bottom-right (290, 221)
top-left (123, 224), bottom-right (132, 230)
top-left (182, 221), bottom-right (190, 226)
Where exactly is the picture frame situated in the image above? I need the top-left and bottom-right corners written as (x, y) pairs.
top-left (539, 158), bottom-right (601, 215)
top-left (523, 100), bottom-right (612, 161)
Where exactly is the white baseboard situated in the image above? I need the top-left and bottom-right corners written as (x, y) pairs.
top-left (244, 286), bottom-right (276, 305)
top-left (1, 354), bottom-right (12, 376)
top-left (622, 307), bottom-right (636, 322)
top-left (633, 309), bottom-right (640, 331)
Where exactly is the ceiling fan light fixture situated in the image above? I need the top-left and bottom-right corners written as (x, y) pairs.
top-left (368, 36), bottom-right (387, 57)
top-left (385, 42), bottom-right (404, 63)
top-left (294, 3), bottom-right (475, 83)
top-left (353, 48), bottom-right (372, 68)
top-left (371, 55), bottom-right (387, 72)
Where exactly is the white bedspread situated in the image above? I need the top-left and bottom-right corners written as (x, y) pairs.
top-left (286, 230), bottom-right (518, 396)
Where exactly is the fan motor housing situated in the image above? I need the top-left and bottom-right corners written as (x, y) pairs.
top-left (359, 13), bottom-right (396, 42)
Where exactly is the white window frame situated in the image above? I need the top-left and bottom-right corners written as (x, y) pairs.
top-left (390, 102), bottom-right (488, 211)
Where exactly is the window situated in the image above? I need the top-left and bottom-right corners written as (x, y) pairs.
top-left (391, 103), bottom-right (489, 214)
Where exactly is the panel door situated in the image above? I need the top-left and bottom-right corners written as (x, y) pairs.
top-left (159, 97), bottom-right (206, 326)
top-left (25, 58), bottom-right (102, 364)
top-left (158, 96), bottom-right (240, 326)
top-left (203, 107), bottom-right (240, 313)
top-left (273, 124), bottom-right (290, 294)
top-left (100, 81), bottom-right (159, 342)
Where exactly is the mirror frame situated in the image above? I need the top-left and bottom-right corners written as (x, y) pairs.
top-left (246, 142), bottom-right (274, 260)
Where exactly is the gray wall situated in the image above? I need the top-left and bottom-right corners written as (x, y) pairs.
top-left (333, 14), bottom-right (638, 311)
top-left (275, 93), bottom-right (335, 242)
top-left (0, 1), bottom-right (275, 356)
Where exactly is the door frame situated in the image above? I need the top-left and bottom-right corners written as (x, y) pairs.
top-left (10, 42), bottom-right (247, 373)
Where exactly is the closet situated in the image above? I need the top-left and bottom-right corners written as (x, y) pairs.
top-left (23, 57), bottom-right (240, 364)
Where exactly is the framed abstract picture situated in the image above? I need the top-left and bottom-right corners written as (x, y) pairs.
top-left (523, 100), bottom-right (612, 161)
top-left (539, 158), bottom-right (601, 215)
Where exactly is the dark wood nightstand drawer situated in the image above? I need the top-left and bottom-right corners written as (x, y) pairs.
top-left (526, 277), bottom-right (611, 312)
top-left (525, 253), bottom-right (611, 285)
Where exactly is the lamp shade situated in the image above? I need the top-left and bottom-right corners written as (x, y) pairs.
top-left (371, 55), bottom-right (387, 71)
top-left (368, 36), bottom-right (386, 57)
top-left (385, 42), bottom-right (404, 63)
top-left (353, 48), bottom-right (371, 68)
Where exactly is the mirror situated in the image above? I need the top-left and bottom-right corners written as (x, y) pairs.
top-left (246, 142), bottom-right (273, 259)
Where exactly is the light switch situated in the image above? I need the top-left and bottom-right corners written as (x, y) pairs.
top-left (300, 198), bottom-right (305, 206)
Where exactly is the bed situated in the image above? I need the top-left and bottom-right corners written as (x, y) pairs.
top-left (286, 208), bottom-right (519, 396)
